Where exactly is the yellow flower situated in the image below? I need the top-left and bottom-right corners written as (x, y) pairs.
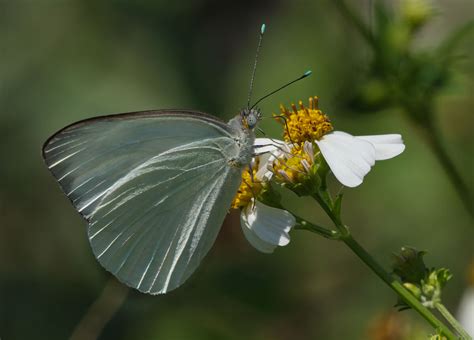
top-left (272, 96), bottom-right (405, 188)
top-left (271, 141), bottom-right (315, 184)
top-left (275, 96), bottom-right (333, 144)
top-left (231, 159), bottom-right (264, 209)
top-left (231, 151), bottom-right (296, 254)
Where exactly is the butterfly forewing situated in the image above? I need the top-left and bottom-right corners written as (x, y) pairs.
top-left (43, 110), bottom-right (247, 294)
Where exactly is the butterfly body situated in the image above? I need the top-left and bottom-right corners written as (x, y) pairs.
top-left (226, 114), bottom-right (256, 168)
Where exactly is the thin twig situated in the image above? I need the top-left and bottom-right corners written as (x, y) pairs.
top-left (70, 278), bottom-right (129, 340)
top-left (425, 123), bottom-right (473, 219)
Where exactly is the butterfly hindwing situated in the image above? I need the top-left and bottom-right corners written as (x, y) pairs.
top-left (43, 110), bottom-right (245, 293)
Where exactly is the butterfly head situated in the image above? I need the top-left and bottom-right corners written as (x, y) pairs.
top-left (241, 107), bottom-right (262, 130)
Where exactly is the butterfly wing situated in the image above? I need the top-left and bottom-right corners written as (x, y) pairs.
top-left (43, 110), bottom-right (246, 294)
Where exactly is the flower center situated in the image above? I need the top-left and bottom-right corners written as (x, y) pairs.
top-left (275, 96), bottom-right (333, 144)
top-left (271, 143), bottom-right (313, 184)
top-left (231, 160), bottom-right (264, 209)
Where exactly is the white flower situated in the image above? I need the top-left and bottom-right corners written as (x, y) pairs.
top-left (315, 131), bottom-right (405, 187)
top-left (247, 130), bottom-right (404, 253)
top-left (240, 199), bottom-right (296, 253)
top-left (232, 143), bottom-right (297, 253)
top-left (271, 97), bottom-right (406, 187)
top-left (458, 286), bottom-right (474, 337)
top-left (254, 133), bottom-right (405, 188)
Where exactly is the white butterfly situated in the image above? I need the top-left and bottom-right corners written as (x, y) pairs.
top-left (42, 108), bottom-right (261, 294)
top-left (43, 24), bottom-right (311, 294)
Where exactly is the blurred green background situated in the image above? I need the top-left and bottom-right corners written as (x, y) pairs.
top-left (1, 0), bottom-right (473, 339)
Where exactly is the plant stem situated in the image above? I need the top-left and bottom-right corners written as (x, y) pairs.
top-left (340, 233), bottom-right (457, 339)
top-left (436, 303), bottom-right (472, 340)
top-left (333, 0), bottom-right (375, 47)
top-left (310, 192), bottom-right (457, 338)
top-left (70, 278), bottom-right (129, 340)
top-left (424, 122), bottom-right (473, 219)
top-left (294, 215), bottom-right (338, 239)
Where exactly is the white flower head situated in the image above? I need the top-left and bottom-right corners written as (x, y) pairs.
top-left (273, 97), bottom-right (405, 187)
top-left (231, 151), bottom-right (296, 253)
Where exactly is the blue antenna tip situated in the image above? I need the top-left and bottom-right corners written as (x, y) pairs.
top-left (260, 24), bottom-right (266, 34)
top-left (303, 70), bottom-right (312, 77)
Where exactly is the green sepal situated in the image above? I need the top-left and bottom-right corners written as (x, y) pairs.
top-left (332, 192), bottom-right (344, 221)
top-left (314, 152), bottom-right (329, 181)
top-left (282, 150), bottom-right (324, 197)
top-left (258, 182), bottom-right (284, 210)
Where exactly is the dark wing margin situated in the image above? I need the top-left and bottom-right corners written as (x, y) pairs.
top-left (42, 109), bottom-right (231, 156)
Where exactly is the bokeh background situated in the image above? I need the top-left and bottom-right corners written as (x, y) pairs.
top-left (1, 0), bottom-right (473, 339)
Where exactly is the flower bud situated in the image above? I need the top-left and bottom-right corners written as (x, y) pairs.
top-left (401, 0), bottom-right (434, 29)
top-left (392, 247), bottom-right (428, 283)
top-left (393, 247), bottom-right (452, 308)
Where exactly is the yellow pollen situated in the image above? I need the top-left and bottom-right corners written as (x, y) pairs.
top-left (231, 162), bottom-right (264, 209)
top-left (272, 143), bottom-right (313, 184)
top-left (275, 96), bottom-right (333, 143)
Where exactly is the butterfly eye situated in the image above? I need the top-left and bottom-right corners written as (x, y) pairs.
top-left (240, 108), bottom-right (260, 129)
top-left (246, 114), bottom-right (258, 129)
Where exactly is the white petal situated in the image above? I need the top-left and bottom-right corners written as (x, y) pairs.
top-left (240, 201), bottom-right (295, 253)
top-left (245, 201), bottom-right (294, 245)
top-left (253, 138), bottom-right (287, 181)
top-left (253, 138), bottom-right (285, 154)
top-left (458, 287), bottom-right (474, 337)
top-left (316, 131), bottom-right (376, 187)
top-left (240, 215), bottom-right (276, 254)
top-left (255, 153), bottom-right (274, 181)
top-left (356, 134), bottom-right (405, 160)
top-left (301, 159), bottom-right (311, 173)
top-left (303, 141), bottom-right (314, 162)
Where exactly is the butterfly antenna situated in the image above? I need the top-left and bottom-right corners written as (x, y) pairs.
top-left (247, 24), bottom-right (266, 110)
top-left (250, 70), bottom-right (312, 110)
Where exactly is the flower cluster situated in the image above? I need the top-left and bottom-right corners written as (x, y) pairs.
top-left (231, 158), bottom-right (264, 209)
top-left (276, 96), bottom-right (333, 143)
top-left (392, 247), bottom-right (453, 309)
top-left (233, 96), bottom-right (405, 253)
top-left (270, 141), bottom-right (315, 184)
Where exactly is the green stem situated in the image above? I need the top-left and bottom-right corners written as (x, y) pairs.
top-left (70, 278), bottom-right (129, 340)
top-left (333, 0), bottom-right (376, 47)
top-left (309, 192), bottom-right (457, 338)
top-left (311, 193), bottom-right (348, 235)
top-left (407, 109), bottom-right (473, 219)
top-left (294, 215), bottom-right (339, 239)
top-left (341, 234), bottom-right (456, 339)
top-left (424, 121), bottom-right (473, 219)
top-left (436, 303), bottom-right (472, 340)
